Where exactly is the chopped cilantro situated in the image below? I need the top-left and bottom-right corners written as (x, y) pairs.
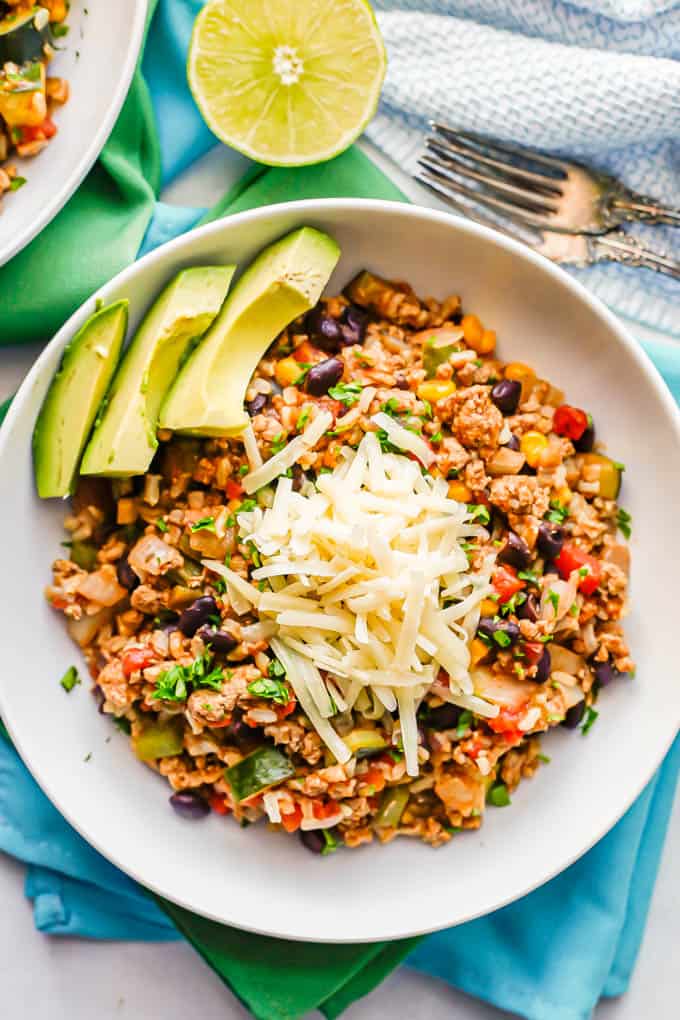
top-left (191, 516), bottom-right (216, 533)
top-left (546, 500), bottom-right (569, 525)
top-left (617, 507), bottom-right (632, 540)
top-left (456, 710), bottom-right (473, 739)
top-left (467, 503), bottom-right (490, 525)
top-left (60, 666), bottom-right (81, 693)
top-left (153, 652), bottom-right (223, 702)
top-left (328, 381), bottom-right (363, 406)
top-left (486, 782), bottom-right (511, 807)
top-left (270, 433), bottom-right (288, 454)
top-left (9, 176), bottom-right (27, 191)
top-left (247, 676), bottom-right (290, 705)
top-left (581, 706), bottom-right (599, 735)
top-left (156, 518), bottom-right (168, 533)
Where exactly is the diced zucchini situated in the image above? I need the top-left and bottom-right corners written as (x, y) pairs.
top-left (344, 729), bottom-right (388, 756)
top-left (134, 719), bottom-right (184, 761)
top-left (375, 786), bottom-right (410, 828)
top-left (225, 746), bottom-right (295, 803)
top-left (577, 453), bottom-right (621, 500)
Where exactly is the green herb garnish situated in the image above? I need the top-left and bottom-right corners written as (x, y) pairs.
top-left (60, 666), bottom-right (81, 693)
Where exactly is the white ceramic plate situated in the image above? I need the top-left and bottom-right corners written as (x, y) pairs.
top-left (1, 200), bottom-right (679, 943)
top-left (0, 0), bottom-right (147, 267)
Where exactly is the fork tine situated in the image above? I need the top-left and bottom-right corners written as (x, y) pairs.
top-left (430, 122), bottom-right (569, 176)
top-left (422, 145), bottom-right (560, 213)
top-left (425, 133), bottom-right (562, 195)
top-left (416, 158), bottom-right (559, 231)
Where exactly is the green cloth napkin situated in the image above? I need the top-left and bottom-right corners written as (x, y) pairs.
top-left (0, 96), bottom-right (419, 1017)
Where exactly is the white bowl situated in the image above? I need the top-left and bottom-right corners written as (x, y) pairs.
top-left (0, 0), bottom-right (147, 267)
top-left (1, 199), bottom-right (679, 943)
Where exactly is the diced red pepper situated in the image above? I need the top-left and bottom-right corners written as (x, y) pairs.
top-left (209, 794), bottom-right (231, 815)
top-left (280, 805), bottom-right (303, 832)
top-left (312, 800), bottom-right (341, 820)
top-left (553, 405), bottom-right (589, 441)
top-left (225, 478), bottom-right (244, 500)
top-left (122, 646), bottom-right (157, 678)
top-left (554, 542), bottom-right (602, 595)
top-left (492, 564), bottom-right (526, 605)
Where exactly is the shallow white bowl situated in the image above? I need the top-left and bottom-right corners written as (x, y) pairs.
top-left (1, 199), bottom-right (679, 943)
top-left (0, 0), bottom-right (146, 267)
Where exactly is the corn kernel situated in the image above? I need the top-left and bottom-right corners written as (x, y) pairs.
top-left (520, 430), bottom-right (549, 468)
top-left (461, 314), bottom-right (484, 349)
top-left (417, 379), bottom-right (456, 403)
top-left (480, 597), bottom-right (499, 616)
top-left (470, 637), bottom-right (490, 667)
top-left (448, 481), bottom-right (473, 502)
top-left (275, 356), bottom-right (303, 388)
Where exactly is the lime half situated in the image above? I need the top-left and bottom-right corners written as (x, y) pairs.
top-left (187, 0), bottom-right (387, 166)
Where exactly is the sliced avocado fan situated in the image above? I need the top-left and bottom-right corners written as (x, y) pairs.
top-left (159, 227), bottom-right (341, 437)
top-left (80, 266), bottom-right (234, 478)
top-left (33, 300), bottom-right (128, 498)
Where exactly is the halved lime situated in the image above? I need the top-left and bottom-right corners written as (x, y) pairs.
top-left (187, 0), bottom-right (387, 166)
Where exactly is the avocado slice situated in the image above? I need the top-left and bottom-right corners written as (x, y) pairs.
top-left (80, 267), bottom-right (234, 478)
top-left (159, 227), bottom-right (341, 437)
top-left (33, 300), bottom-right (128, 498)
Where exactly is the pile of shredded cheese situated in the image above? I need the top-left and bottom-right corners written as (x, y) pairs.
top-left (205, 416), bottom-right (498, 777)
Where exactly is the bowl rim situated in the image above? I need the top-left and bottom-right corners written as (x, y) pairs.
top-left (2, 197), bottom-right (680, 942)
top-left (0, 0), bottom-right (148, 268)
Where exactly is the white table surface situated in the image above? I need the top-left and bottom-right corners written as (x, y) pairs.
top-left (1, 140), bottom-right (678, 1020)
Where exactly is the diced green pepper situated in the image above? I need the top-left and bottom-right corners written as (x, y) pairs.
top-left (375, 786), bottom-right (410, 828)
top-left (225, 746), bottom-right (295, 803)
top-left (344, 729), bottom-right (388, 756)
top-left (134, 719), bottom-right (184, 761)
top-left (69, 541), bottom-right (98, 571)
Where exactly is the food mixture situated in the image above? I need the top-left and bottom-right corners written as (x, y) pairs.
top-left (46, 270), bottom-right (633, 854)
top-left (0, 1), bottom-right (69, 200)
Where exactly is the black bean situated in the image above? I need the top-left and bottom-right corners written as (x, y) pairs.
top-left (532, 647), bottom-right (552, 684)
top-left (562, 700), bottom-right (586, 729)
top-left (246, 393), bottom-right (266, 416)
top-left (517, 593), bottom-right (540, 622)
top-left (197, 625), bottom-right (237, 653)
top-left (498, 532), bottom-right (531, 570)
top-left (426, 703), bottom-right (463, 730)
top-left (116, 556), bottom-right (139, 591)
top-left (595, 661), bottom-right (619, 687)
top-left (300, 829), bottom-right (325, 854)
top-left (179, 595), bottom-right (219, 637)
top-left (491, 379), bottom-right (522, 415)
top-left (342, 304), bottom-right (370, 344)
top-left (169, 792), bottom-right (210, 820)
top-left (504, 433), bottom-right (520, 451)
top-left (574, 421), bottom-right (595, 453)
top-left (537, 522), bottom-right (564, 560)
top-left (305, 357), bottom-right (344, 396)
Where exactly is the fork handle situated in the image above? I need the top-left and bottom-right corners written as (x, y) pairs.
top-left (611, 194), bottom-right (680, 228)
top-left (594, 232), bottom-right (680, 279)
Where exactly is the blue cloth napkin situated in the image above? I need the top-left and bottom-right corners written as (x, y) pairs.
top-left (1, 3), bottom-right (679, 1019)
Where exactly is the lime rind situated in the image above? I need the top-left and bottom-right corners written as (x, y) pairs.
top-left (187, 0), bottom-right (387, 167)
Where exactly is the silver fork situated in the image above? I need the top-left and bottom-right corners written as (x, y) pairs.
top-left (418, 122), bottom-right (680, 235)
top-left (415, 167), bottom-right (680, 280)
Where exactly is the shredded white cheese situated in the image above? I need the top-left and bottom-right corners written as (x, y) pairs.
top-left (204, 433), bottom-right (496, 774)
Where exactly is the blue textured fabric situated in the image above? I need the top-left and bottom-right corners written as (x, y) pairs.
top-left (371, 1), bottom-right (680, 337)
top-left (0, 3), bottom-right (678, 1018)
